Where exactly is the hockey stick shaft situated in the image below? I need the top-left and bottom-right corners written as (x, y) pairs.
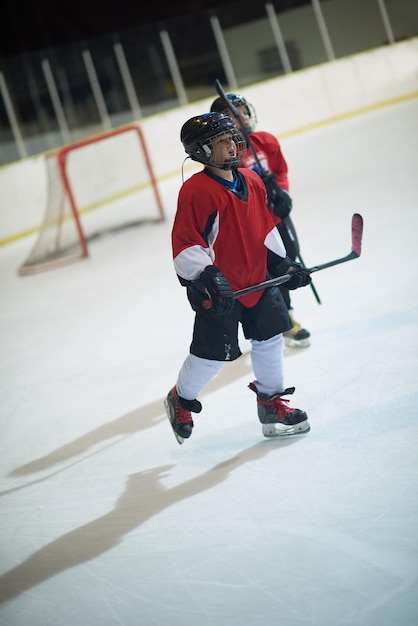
top-left (231, 213), bottom-right (363, 299)
top-left (232, 250), bottom-right (355, 298)
top-left (296, 250), bottom-right (322, 305)
top-left (215, 78), bottom-right (266, 176)
top-left (214, 78), bottom-right (322, 303)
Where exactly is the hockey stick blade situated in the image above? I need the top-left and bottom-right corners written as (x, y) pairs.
top-left (351, 212), bottom-right (363, 256)
top-left (307, 213), bottom-right (363, 273)
top-left (230, 213), bottom-right (363, 300)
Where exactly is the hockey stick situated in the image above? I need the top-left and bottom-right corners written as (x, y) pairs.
top-left (230, 213), bottom-right (363, 300)
top-left (296, 251), bottom-right (322, 304)
top-left (214, 78), bottom-right (322, 304)
top-left (279, 215), bottom-right (322, 305)
top-left (215, 78), bottom-right (266, 176)
top-left (202, 213), bottom-right (362, 308)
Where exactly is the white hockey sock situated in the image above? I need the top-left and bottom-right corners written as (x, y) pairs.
top-left (177, 354), bottom-right (224, 401)
top-left (250, 334), bottom-right (285, 396)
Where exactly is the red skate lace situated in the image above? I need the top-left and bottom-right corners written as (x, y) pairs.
top-left (173, 390), bottom-right (193, 424)
top-left (257, 395), bottom-right (294, 420)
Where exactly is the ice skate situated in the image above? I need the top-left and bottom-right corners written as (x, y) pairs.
top-left (164, 386), bottom-right (202, 444)
top-left (249, 381), bottom-right (310, 437)
top-left (283, 310), bottom-right (310, 348)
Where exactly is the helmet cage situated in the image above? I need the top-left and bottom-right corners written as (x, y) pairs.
top-left (210, 94), bottom-right (257, 133)
top-left (181, 113), bottom-right (247, 170)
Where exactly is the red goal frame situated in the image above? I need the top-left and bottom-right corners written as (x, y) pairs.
top-left (19, 124), bottom-right (165, 275)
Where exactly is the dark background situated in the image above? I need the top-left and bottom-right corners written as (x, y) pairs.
top-left (1, 0), bottom-right (309, 58)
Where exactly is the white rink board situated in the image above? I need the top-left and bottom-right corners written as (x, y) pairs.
top-left (0, 37), bottom-right (417, 245)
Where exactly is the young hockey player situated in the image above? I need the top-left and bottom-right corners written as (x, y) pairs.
top-left (164, 111), bottom-right (312, 444)
top-left (210, 93), bottom-right (310, 348)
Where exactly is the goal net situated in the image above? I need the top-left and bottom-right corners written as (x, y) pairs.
top-left (19, 124), bottom-right (165, 275)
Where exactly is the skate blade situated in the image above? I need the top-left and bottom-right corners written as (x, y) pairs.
top-left (164, 399), bottom-right (184, 445)
top-left (284, 336), bottom-right (310, 349)
top-left (262, 421), bottom-right (310, 438)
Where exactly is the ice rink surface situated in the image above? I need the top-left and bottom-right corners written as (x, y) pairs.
top-left (1, 98), bottom-right (418, 626)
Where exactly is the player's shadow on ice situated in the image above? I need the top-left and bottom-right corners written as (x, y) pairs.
top-left (0, 438), bottom-right (298, 604)
top-left (7, 351), bottom-right (259, 480)
top-left (7, 398), bottom-right (165, 480)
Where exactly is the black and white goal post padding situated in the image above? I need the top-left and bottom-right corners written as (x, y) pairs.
top-left (231, 213), bottom-right (363, 299)
top-left (19, 124), bottom-right (165, 276)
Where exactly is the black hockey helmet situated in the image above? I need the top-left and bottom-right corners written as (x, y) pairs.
top-left (180, 112), bottom-right (247, 170)
top-left (210, 93), bottom-right (257, 132)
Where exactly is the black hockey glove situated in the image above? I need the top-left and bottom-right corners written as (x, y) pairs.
top-left (263, 173), bottom-right (293, 219)
top-left (270, 257), bottom-right (311, 291)
top-left (187, 265), bottom-right (234, 315)
top-left (285, 261), bottom-right (312, 290)
top-left (270, 256), bottom-right (292, 277)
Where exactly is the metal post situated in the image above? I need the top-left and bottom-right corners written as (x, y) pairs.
top-left (210, 15), bottom-right (238, 90)
top-left (41, 58), bottom-right (72, 145)
top-left (113, 42), bottom-right (143, 119)
top-left (55, 67), bottom-right (78, 130)
top-left (0, 71), bottom-right (27, 159)
top-left (265, 3), bottom-right (292, 74)
top-left (311, 0), bottom-right (335, 61)
top-left (376, 0), bottom-right (395, 44)
top-left (82, 49), bottom-right (112, 131)
top-left (159, 30), bottom-right (188, 106)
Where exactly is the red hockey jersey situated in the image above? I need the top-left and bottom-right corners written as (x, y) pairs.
top-left (241, 130), bottom-right (289, 227)
top-left (241, 130), bottom-right (289, 191)
top-left (172, 167), bottom-right (286, 308)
